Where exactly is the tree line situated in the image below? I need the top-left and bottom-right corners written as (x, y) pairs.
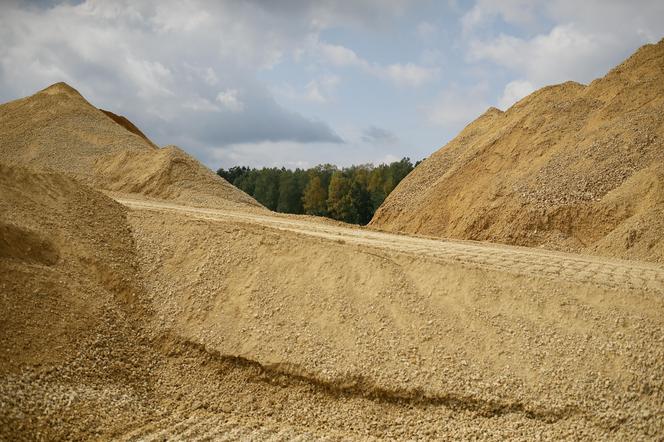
top-left (217, 157), bottom-right (420, 225)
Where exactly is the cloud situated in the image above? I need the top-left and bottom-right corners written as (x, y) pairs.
top-left (461, 0), bottom-right (538, 33)
top-left (497, 80), bottom-right (535, 109)
top-left (0, 0), bottom-right (347, 165)
top-left (318, 42), bottom-right (365, 67)
top-left (172, 90), bottom-right (344, 148)
top-left (271, 74), bottom-right (340, 104)
top-left (243, 0), bottom-right (411, 31)
top-left (361, 126), bottom-right (398, 145)
top-left (216, 89), bottom-right (245, 112)
top-left (425, 83), bottom-right (490, 130)
top-left (464, 0), bottom-right (664, 109)
top-left (382, 63), bottom-right (438, 87)
top-left (182, 96), bottom-right (220, 112)
top-left (304, 75), bottom-right (340, 103)
top-left (206, 138), bottom-right (392, 170)
top-left (315, 41), bottom-right (438, 87)
top-left (469, 24), bottom-right (613, 86)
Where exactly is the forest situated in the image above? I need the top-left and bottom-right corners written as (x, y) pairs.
top-left (217, 157), bottom-right (419, 225)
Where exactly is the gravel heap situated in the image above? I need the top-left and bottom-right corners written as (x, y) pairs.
top-left (1, 164), bottom-right (663, 440)
top-left (371, 39), bottom-right (664, 264)
top-left (0, 82), bottom-right (261, 211)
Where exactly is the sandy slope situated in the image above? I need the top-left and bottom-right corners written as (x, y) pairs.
top-left (123, 197), bottom-right (663, 440)
top-left (2, 173), bottom-right (663, 439)
top-left (370, 39), bottom-right (664, 263)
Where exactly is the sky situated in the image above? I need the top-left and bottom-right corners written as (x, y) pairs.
top-left (1, 0), bottom-right (663, 169)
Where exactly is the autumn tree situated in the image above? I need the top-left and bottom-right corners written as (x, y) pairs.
top-left (302, 175), bottom-right (327, 215)
top-left (217, 157), bottom-right (416, 224)
top-left (326, 171), bottom-right (354, 222)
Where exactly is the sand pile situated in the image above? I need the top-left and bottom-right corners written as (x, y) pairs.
top-left (95, 145), bottom-right (259, 209)
top-left (370, 39), bottom-right (664, 263)
top-left (100, 109), bottom-right (157, 147)
top-left (0, 82), bottom-right (261, 210)
top-left (125, 203), bottom-right (664, 439)
top-left (0, 163), bottom-right (140, 370)
top-left (2, 45), bottom-right (664, 440)
top-left (0, 163), bottom-right (156, 439)
top-left (1, 162), bottom-right (662, 439)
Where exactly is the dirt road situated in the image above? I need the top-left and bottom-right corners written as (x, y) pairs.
top-left (117, 197), bottom-right (664, 292)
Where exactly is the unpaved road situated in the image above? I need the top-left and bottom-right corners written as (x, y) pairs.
top-left (117, 197), bottom-right (664, 292)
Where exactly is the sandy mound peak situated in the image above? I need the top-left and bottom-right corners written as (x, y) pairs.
top-left (96, 144), bottom-right (261, 209)
top-left (370, 39), bottom-right (664, 263)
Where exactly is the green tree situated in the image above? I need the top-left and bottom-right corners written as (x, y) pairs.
top-left (253, 168), bottom-right (280, 210)
top-left (350, 179), bottom-right (372, 224)
top-left (234, 169), bottom-right (258, 196)
top-left (368, 166), bottom-right (388, 211)
top-left (217, 166), bottom-right (249, 184)
top-left (388, 157), bottom-right (414, 191)
top-left (216, 158), bottom-right (417, 224)
top-left (327, 171), bottom-right (354, 222)
top-left (277, 169), bottom-right (302, 213)
top-left (302, 175), bottom-right (327, 215)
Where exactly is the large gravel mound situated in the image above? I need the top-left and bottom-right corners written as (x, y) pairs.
top-left (370, 39), bottom-right (664, 263)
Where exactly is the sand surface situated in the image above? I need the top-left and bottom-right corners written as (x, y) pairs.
top-left (3, 178), bottom-right (661, 440)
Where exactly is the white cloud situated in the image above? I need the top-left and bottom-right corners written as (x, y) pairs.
top-left (315, 41), bottom-right (438, 86)
top-left (425, 83), bottom-right (490, 130)
top-left (384, 62), bottom-right (438, 87)
top-left (151, 2), bottom-right (211, 32)
top-left (0, 0), bottom-right (346, 164)
top-left (208, 139), bottom-right (360, 169)
top-left (208, 140), bottom-right (315, 169)
top-left (216, 89), bottom-right (245, 112)
top-left (304, 82), bottom-right (326, 103)
top-left (124, 57), bottom-right (174, 98)
top-left (202, 67), bottom-right (218, 85)
top-left (379, 153), bottom-right (400, 164)
top-left (498, 80), bottom-right (535, 109)
top-left (463, 0), bottom-right (664, 110)
top-left (304, 75), bottom-right (340, 103)
top-left (462, 0), bottom-right (538, 33)
top-left (469, 24), bottom-right (611, 86)
top-left (183, 96), bottom-right (220, 112)
top-left (318, 42), bottom-right (366, 67)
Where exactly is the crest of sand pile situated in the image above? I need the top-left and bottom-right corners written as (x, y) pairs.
top-left (370, 39), bottom-right (664, 263)
top-left (94, 144), bottom-right (261, 209)
top-left (0, 82), bottom-right (262, 211)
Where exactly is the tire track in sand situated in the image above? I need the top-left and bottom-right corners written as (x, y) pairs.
top-left (116, 198), bottom-right (664, 292)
